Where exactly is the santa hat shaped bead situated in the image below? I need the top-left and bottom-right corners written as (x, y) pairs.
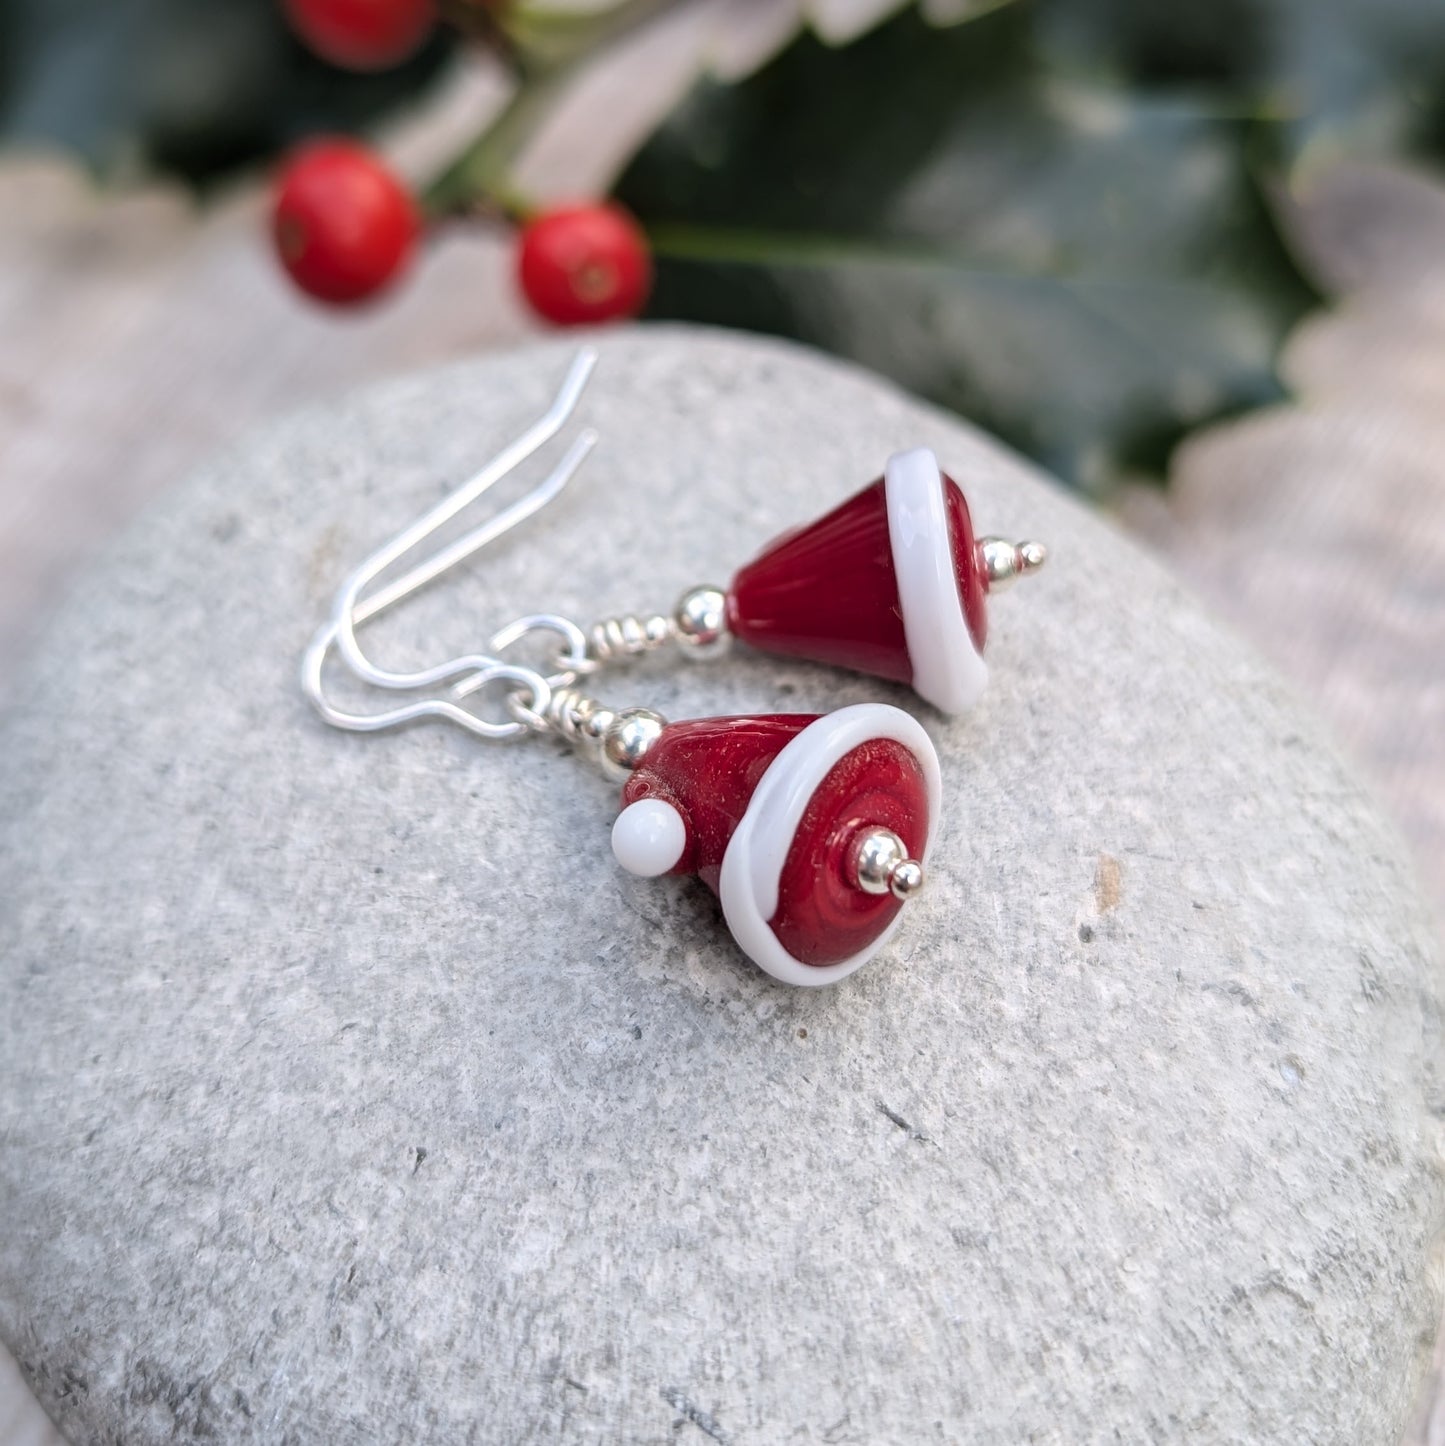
top-left (610, 702), bottom-right (941, 986)
top-left (725, 448), bottom-right (1045, 714)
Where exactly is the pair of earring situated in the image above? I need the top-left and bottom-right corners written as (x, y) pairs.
top-left (304, 350), bottom-right (1046, 987)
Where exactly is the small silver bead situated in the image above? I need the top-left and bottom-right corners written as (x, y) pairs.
top-left (889, 859), bottom-right (925, 900)
top-left (853, 827), bottom-right (923, 900)
top-left (580, 706), bottom-right (616, 744)
top-left (600, 707), bottom-right (667, 782)
top-left (1018, 541), bottom-right (1048, 574)
top-left (672, 586), bottom-right (731, 661)
top-left (979, 537), bottom-right (1048, 592)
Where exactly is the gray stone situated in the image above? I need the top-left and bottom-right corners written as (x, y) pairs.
top-left (0, 326), bottom-right (1440, 1445)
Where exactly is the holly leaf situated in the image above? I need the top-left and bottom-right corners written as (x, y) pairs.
top-left (1032, 0), bottom-right (1445, 169)
top-left (616, 4), bottom-right (1317, 488)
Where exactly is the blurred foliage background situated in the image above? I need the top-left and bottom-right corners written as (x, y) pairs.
top-left (3, 0), bottom-right (1444, 487)
top-left (0, 0), bottom-right (454, 182)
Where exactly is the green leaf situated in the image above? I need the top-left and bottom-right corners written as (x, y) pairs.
top-left (616, 4), bottom-right (1318, 489)
top-left (1033, 0), bottom-right (1445, 167)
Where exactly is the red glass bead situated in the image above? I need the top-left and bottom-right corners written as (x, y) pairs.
top-left (727, 481), bottom-right (911, 683)
top-left (769, 737), bottom-right (929, 967)
top-left (618, 714), bottom-right (932, 971)
top-left (945, 474), bottom-right (988, 653)
top-left (620, 715), bottom-right (811, 891)
top-left (725, 469), bottom-right (987, 691)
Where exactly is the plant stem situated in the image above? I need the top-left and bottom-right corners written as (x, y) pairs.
top-left (419, 0), bottom-right (681, 221)
top-left (504, 0), bottom-right (677, 69)
top-left (420, 70), bottom-right (567, 221)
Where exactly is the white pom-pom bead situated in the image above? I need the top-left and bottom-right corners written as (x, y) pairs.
top-left (611, 799), bottom-right (688, 877)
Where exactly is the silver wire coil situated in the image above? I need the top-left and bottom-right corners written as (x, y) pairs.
top-left (587, 613), bottom-right (675, 665)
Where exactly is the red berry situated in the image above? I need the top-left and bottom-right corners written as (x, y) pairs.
top-left (517, 203), bottom-right (653, 327)
top-left (283, 0), bottom-right (435, 71)
top-left (273, 140), bottom-right (419, 306)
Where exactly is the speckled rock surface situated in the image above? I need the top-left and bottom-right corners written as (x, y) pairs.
top-left (0, 326), bottom-right (1440, 1445)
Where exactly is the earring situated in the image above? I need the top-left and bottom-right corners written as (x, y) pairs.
top-left (724, 448), bottom-right (1047, 713)
top-left (302, 351), bottom-right (940, 986)
top-left (587, 453), bottom-right (1046, 716)
top-left (607, 705), bottom-right (938, 987)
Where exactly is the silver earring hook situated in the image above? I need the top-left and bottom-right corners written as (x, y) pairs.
top-left (301, 349), bottom-right (601, 741)
top-left (332, 347), bottom-right (599, 691)
top-left (300, 643), bottom-right (554, 741)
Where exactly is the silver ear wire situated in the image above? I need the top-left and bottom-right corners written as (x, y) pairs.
top-left (330, 346), bottom-right (599, 692)
top-left (302, 350), bottom-right (606, 741)
top-left (302, 347), bottom-right (710, 757)
top-left (300, 647), bottom-right (556, 741)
